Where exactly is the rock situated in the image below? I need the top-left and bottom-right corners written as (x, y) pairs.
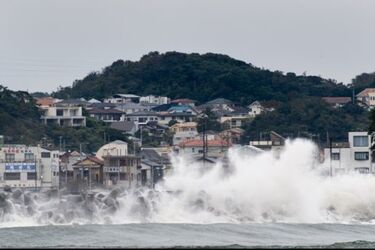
top-left (12, 189), bottom-right (23, 200)
top-left (3, 185), bottom-right (11, 193)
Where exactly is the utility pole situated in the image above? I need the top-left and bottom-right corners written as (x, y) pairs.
top-left (329, 137), bottom-right (333, 177)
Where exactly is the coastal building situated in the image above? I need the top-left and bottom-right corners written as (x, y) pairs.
top-left (356, 88), bottom-right (375, 109)
top-left (59, 151), bottom-right (83, 186)
top-left (0, 144), bottom-right (59, 189)
top-left (104, 94), bottom-right (140, 104)
top-left (88, 108), bottom-right (124, 123)
top-left (158, 112), bottom-right (195, 125)
top-left (178, 138), bottom-right (231, 158)
top-left (72, 155), bottom-right (104, 190)
top-left (39, 100), bottom-right (86, 127)
top-left (324, 131), bottom-right (373, 175)
top-left (123, 111), bottom-right (159, 128)
top-left (171, 122), bottom-right (199, 146)
top-left (95, 140), bottom-right (142, 188)
top-left (249, 131), bottom-right (286, 158)
top-left (248, 101), bottom-right (276, 118)
top-left (140, 95), bottom-right (170, 105)
top-left (115, 102), bottom-right (151, 114)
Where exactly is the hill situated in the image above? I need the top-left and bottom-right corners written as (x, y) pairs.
top-left (53, 51), bottom-right (351, 105)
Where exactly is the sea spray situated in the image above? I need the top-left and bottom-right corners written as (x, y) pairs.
top-left (1, 138), bottom-right (375, 227)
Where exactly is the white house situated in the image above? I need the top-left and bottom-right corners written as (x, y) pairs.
top-left (140, 95), bottom-right (170, 105)
top-left (324, 131), bottom-right (373, 175)
top-left (40, 104), bottom-right (86, 127)
top-left (104, 94), bottom-right (140, 104)
top-left (0, 144), bottom-right (59, 189)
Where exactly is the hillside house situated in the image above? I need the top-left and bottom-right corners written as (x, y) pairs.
top-left (140, 95), bottom-right (170, 105)
top-left (322, 97), bottom-right (352, 108)
top-left (88, 108), bottom-right (124, 123)
top-left (356, 88), bottom-right (375, 109)
top-left (40, 101), bottom-right (86, 127)
top-left (104, 94), bottom-right (140, 104)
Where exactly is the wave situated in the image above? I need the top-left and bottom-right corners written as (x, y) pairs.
top-left (2, 138), bottom-right (375, 227)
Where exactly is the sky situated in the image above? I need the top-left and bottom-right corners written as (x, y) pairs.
top-left (1, 0), bottom-right (375, 93)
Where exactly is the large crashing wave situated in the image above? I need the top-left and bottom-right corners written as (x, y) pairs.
top-left (2, 138), bottom-right (375, 227)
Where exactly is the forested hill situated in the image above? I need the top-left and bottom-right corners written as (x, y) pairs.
top-left (53, 51), bottom-right (351, 104)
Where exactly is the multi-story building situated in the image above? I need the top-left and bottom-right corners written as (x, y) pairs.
top-left (40, 101), bottom-right (86, 127)
top-left (0, 144), bottom-right (59, 189)
top-left (140, 95), bottom-right (170, 105)
top-left (103, 94), bottom-right (140, 104)
top-left (324, 131), bottom-right (373, 175)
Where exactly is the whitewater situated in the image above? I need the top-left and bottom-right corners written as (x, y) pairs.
top-left (2, 138), bottom-right (375, 248)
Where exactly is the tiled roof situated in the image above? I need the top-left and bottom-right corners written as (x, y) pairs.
top-left (88, 108), bottom-right (124, 114)
top-left (170, 98), bottom-right (196, 104)
top-left (356, 88), bottom-right (375, 97)
top-left (36, 97), bottom-right (56, 106)
top-left (322, 97), bottom-right (352, 104)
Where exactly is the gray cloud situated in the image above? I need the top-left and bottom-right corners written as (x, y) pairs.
top-left (1, 0), bottom-right (375, 92)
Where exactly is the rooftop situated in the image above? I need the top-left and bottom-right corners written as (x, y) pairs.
top-left (322, 97), bottom-right (352, 104)
top-left (179, 139), bottom-right (232, 147)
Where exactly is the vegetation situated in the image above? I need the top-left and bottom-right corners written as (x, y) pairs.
top-left (53, 51), bottom-right (350, 106)
top-left (2, 51), bottom-right (375, 149)
top-left (0, 86), bottom-right (131, 152)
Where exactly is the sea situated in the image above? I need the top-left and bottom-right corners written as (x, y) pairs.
top-left (2, 139), bottom-right (375, 248)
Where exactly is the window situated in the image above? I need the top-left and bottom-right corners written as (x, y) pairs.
top-left (5, 153), bottom-right (15, 162)
top-left (27, 172), bottom-right (36, 180)
top-left (4, 172), bottom-right (20, 180)
top-left (41, 152), bottom-right (51, 158)
top-left (354, 152), bottom-right (369, 161)
top-left (24, 153), bottom-right (34, 162)
top-left (332, 153), bottom-right (340, 160)
top-left (353, 136), bottom-right (369, 147)
top-left (56, 110), bottom-right (63, 116)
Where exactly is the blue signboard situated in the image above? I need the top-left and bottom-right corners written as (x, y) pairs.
top-left (5, 163), bottom-right (36, 172)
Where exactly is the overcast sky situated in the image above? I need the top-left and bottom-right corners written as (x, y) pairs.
top-left (1, 0), bottom-right (375, 93)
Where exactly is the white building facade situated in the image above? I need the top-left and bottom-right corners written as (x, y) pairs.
top-left (324, 132), bottom-right (373, 175)
top-left (0, 144), bottom-right (59, 189)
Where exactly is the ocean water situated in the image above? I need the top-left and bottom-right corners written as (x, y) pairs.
top-left (1, 223), bottom-right (375, 248)
top-left (2, 139), bottom-right (375, 248)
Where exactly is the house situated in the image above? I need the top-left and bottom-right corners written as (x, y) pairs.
top-left (140, 95), bottom-right (170, 105)
top-left (104, 94), bottom-right (140, 104)
top-left (54, 99), bottom-right (90, 108)
top-left (170, 98), bottom-right (196, 107)
top-left (158, 112), bottom-right (195, 125)
top-left (115, 102), bottom-right (151, 114)
top-left (123, 111), bottom-right (159, 128)
top-left (171, 122), bottom-right (199, 146)
top-left (59, 150), bottom-right (84, 186)
top-left (249, 131), bottom-right (286, 158)
top-left (110, 121), bottom-right (138, 135)
top-left (170, 122), bottom-right (198, 133)
top-left (94, 140), bottom-right (141, 188)
top-left (88, 98), bottom-right (101, 104)
top-left (88, 108), bottom-right (124, 123)
top-left (39, 101), bottom-right (86, 127)
top-left (72, 155), bottom-right (104, 190)
top-left (87, 102), bottom-right (118, 110)
top-left (167, 105), bottom-right (199, 115)
top-left (35, 97), bottom-right (61, 107)
top-left (0, 144), bottom-right (59, 189)
top-left (219, 106), bottom-right (251, 128)
top-left (219, 128), bottom-right (245, 144)
top-left (202, 98), bottom-right (235, 112)
top-left (324, 131), bottom-right (373, 175)
top-left (248, 101), bottom-right (276, 117)
top-left (178, 138), bottom-right (232, 158)
top-left (356, 88), bottom-right (375, 108)
top-left (322, 97), bottom-right (352, 108)
top-left (140, 148), bottom-right (171, 187)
